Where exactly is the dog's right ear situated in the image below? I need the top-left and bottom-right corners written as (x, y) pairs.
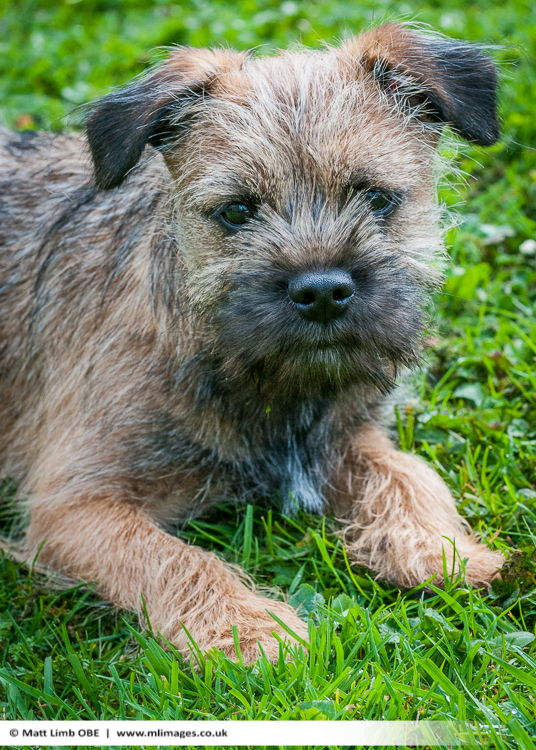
top-left (87, 48), bottom-right (247, 190)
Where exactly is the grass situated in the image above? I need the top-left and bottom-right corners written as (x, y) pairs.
top-left (1, 0), bottom-right (536, 747)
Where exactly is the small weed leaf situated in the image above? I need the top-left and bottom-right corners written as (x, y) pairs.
top-left (289, 584), bottom-right (325, 620)
top-left (377, 623), bottom-right (402, 644)
top-left (297, 700), bottom-right (337, 719)
top-left (488, 632), bottom-right (535, 650)
top-left (331, 593), bottom-right (355, 615)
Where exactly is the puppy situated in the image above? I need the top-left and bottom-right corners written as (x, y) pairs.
top-left (0, 23), bottom-right (503, 662)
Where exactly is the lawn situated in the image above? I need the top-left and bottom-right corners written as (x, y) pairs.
top-left (1, 0), bottom-right (536, 747)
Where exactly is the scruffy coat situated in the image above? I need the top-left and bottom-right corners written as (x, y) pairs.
top-left (0, 24), bottom-right (503, 661)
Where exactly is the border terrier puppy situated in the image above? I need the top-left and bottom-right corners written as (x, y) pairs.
top-left (0, 23), bottom-right (504, 662)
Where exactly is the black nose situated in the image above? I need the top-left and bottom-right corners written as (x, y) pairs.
top-left (288, 270), bottom-right (355, 324)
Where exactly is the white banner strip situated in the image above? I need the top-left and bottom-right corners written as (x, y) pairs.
top-left (1, 720), bottom-right (477, 746)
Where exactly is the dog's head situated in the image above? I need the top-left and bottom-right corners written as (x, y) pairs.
top-left (87, 24), bottom-right (499, 398)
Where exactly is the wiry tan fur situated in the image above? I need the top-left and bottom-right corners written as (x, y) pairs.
top-left (331, 425), bottom-right (502, 588)
top-left (25, 501), bottom-right (301, 661)
top-left (0, 24), bottom-right (503, 662)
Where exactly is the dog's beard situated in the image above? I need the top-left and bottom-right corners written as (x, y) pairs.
top-left (217, 333), bottom-right (418, 399)
top-left (212, 277), bottom-right (425, 399)
top-left (260, 345), bottom-right (402, 395)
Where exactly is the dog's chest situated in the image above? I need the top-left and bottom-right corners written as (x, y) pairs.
top-left (137, 403), bottom-right (334, 515)
top-left (227, 427), bottom-right (329, 513)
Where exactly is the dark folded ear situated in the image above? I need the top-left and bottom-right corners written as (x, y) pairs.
top-left (346, 24), bottom-right (500, 146)
top-left (86, 76), bottom-right (203, 191)
top-left (86, 48), bottom-right (247, 190)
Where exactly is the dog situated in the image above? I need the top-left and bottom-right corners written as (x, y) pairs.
top-left (0, 23), bottom-right (504, 663)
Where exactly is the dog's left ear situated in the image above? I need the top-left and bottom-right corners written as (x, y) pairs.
top-left (346, 24), bottom-right (500, 146)
top-left (87, 48), bottom-right (247, 190)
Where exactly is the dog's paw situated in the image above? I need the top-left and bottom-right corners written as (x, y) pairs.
top-left (204, 600), bottom-right (308, 665)
top-left (463, 545), bottom-right (504, 588)
top-left (419, 541), bottom-right (504, 590)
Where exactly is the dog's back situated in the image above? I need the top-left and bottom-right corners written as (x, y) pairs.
top-left (0, 130), bottom-right (173, 484)
top-left (0, 130), bottom-right (82, 474)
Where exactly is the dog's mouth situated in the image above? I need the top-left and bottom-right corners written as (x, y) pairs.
top-left (214, 325), bottom-right (416, 398)
top-left (280, 338), bottom-right (405, 389)
top-left (211, 263), bottom-right (426, 395)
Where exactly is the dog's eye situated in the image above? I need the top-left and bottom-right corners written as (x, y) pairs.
top-left (218, 203), bottom-right (254, 230)
top-left (365, 191), bottom-right (396, 215)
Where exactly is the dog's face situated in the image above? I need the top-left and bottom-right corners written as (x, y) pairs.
top-left (87, 25), bottom-right (499, 398)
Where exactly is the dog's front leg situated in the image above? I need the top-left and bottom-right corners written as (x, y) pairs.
top-left (330, 424), bottom-right (503, 588)
top-left (25, 495), bottom-right (306, 662)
